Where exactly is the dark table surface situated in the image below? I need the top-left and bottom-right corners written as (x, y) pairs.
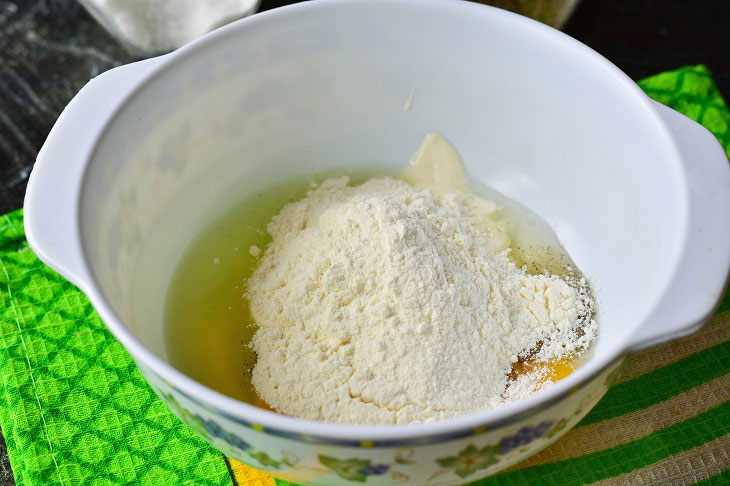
top-left (0, 0), bottom-right (728, 484)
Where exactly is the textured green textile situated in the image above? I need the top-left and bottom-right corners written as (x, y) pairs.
top-left (0, 216), bottom-right (230, 484)
top-left (0, 65), bottom-right (728, 486)
top-left (638, 65), bottom-right (730, 162)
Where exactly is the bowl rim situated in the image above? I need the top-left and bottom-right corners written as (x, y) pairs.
top-left (74, 0), bottom-right (688, 444)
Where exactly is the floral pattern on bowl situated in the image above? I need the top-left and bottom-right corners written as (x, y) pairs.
top-left (435, 444), bottom-right (501, 479)
top-left (318, 455), bottom-right (390, 482)
top-left (144, 359), bottom-right (623, 485)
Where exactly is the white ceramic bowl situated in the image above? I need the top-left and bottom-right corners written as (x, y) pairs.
top-left (24, 1), bottom-right (730, 484)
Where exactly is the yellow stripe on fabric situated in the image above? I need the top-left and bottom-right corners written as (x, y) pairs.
top-left (587, 433), bottom-right (730, 486)
top-left (228, 459), bottom-right (276, 486)
top-left (508, 372), bottom-right (730, 470)
top-left (617, 312), bottom-right (730, 384)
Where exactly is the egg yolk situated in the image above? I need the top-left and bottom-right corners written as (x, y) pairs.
top-left (510, 356), bottom-right (576, 383)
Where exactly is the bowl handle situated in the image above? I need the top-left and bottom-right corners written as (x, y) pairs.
top-left (23, 56), bottom-right (167, 287)
top-left (628, 101), bottom-right (730, 351)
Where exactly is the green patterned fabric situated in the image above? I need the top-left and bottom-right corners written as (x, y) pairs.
top-left (639, 65), bottom-right (730, 160)
top-left (0, 65), bottom-right (728, 486)
top-left (0, 216), bottom-right (230, 485)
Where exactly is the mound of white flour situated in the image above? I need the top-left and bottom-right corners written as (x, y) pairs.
top-left (248, 177), bottom-right (595, 425)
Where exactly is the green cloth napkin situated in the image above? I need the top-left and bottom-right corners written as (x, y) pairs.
top-left (0, 65), bottom-right (729, 486)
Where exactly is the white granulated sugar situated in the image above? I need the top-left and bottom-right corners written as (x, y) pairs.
top-left (248, 177), bottom-right (595, 425)
top-left (83, 0), bottom-right (257, 52)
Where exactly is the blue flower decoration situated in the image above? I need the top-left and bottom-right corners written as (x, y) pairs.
top-left (500, 420), bottom-right (553, 454)
top-left (196, 414), bottom-right (251, 451)
top-left (362, 463), bottom-right (390, 475)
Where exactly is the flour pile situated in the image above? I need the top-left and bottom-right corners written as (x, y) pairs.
top-left (247, 177), bottom-right (596, 425)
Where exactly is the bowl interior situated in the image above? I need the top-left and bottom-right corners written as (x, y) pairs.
top-left (79, 0), bottom-right (686, 413)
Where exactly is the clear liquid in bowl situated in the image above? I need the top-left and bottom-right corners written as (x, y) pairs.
top-left (164, 168), bottom-right (595, 412)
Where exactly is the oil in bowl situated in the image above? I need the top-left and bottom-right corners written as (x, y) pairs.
top-left (164, 135), bottom-right (596, 418)
top-left (164, 172), bottom-right (383, 406)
